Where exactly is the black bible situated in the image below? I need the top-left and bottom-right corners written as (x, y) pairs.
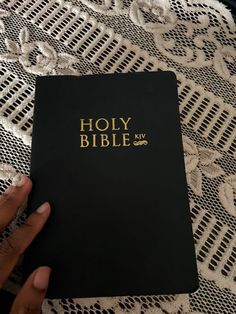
top-left (24, 72), bottom-right (199, 298)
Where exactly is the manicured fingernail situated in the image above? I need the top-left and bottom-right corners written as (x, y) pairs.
top-left (33, 266), bottom-right (51, 290)
top-left (36, 202), bottom-right (50, 214)
top-left (12, 174), bottom-right (27, 187)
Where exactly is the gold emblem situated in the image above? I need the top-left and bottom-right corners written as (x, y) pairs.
top-left (133, 140), bottom-right (148, 146)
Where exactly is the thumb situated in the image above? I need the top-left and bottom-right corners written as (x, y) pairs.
top-left (10, 266), bottom-right (51, 314)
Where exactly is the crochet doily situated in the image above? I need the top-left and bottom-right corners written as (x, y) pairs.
top-left (0, 0), bottom-right (235, 313)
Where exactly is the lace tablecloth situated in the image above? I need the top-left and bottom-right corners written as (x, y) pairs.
top-left (0, 0), bottom-right (236, 313)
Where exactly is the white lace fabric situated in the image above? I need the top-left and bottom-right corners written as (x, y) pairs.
top-left (0, 0), bottom-right (235, 313)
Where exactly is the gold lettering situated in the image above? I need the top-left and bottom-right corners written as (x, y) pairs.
top-left (80, 119), bottom-right (93, 132)
top-left (111, 118), bottom-right (120, 131)
top-left (80, 134), bottom-right (89, 147)
top-left (120, 117), bottom-right (131, 130)
top-left (101, 134), bottom-right (109, 147)
top-left (135, 133), bottom-right (146, 140)
top-left (112, 134), bottom-right (121, 147)
top-left (92, 134), bottom-right (97, 147)
top-left (122, 133), bottom-right (130, 146)
top-left (95, 118), bottom-right (109, 131)
top-left (79, 117), bottom-right (138, 148)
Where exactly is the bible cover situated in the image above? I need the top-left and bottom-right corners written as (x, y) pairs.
top-left (24, 72), bottom-right (198, 298)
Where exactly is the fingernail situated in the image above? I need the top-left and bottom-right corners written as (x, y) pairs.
top-left (33, 266), bottom-right (51, 290)
top-left (12, 174), bottom-right (27, 187)
top-left (36, 202), bottom-right (50, 214)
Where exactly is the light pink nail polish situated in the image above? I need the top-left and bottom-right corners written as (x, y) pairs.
top-left (33, 266), bottom-right (51, 290)
top-left (12, 174), bottom-right (27, 187)
top-left (36, 202), bottom-right (50, 214)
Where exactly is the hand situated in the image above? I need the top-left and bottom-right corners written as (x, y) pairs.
top-left (0, 175), bottom-right (51, 314)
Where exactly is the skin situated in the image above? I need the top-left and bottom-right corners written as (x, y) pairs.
top-left (0, 175), bottom-right (51, 314)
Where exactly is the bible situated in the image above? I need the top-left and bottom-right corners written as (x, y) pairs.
top-left (24, 71), bottom-right (198, 298)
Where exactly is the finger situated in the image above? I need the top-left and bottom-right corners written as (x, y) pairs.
top-left (0, 202), bottom-right (51, 288)
top-left (10, 266), bottom-right (51, 314)
top-left (0, 175), bottom-right (32, 234)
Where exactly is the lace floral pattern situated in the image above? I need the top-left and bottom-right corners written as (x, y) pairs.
top-left (131, 0), bottom-right (236, 87)
top-left (0, 27), bottom-right (79, 75)
top-left (219, 175), bottom-right (236, 216)
top-left (74, 0), bottom-right (236, 87)
top-left (183, 136), bottom-right (224, 196)
top-left (130, 0), bottom-right (177, 33)
top-left (0, 0), bottom-right (236, 313)
top-left (0, 7), bottom-right (9, 33)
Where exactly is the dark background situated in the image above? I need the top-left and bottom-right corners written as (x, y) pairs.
top-left (221, 0), bottom-right (236, 21)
